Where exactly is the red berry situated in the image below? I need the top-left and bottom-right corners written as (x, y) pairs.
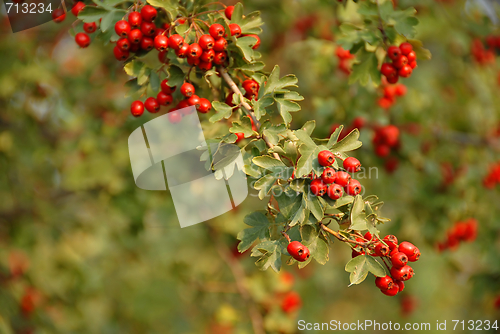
top-left (199, 34), bottom-right (215, 50)
top-left (180, 82), bottom-right (195, 97)
top-left (381, 63), bottom-right (396, 77)
top-left (375, 275), bottom-right (394, 290)
top-left (198, 61), bottom-right (213, 71)
top-left (115, 20), bottom-right (131, 38)
top-left (187, 95), bottom-right (201, 108)
top-left (128, 11), bottom-right (142, 28)
top-left (175, 43), bottom-right (189, 58)
top-left (327, 183), bottom-right (343, 200)
top-left (141, 21), bottom-right (156, 37)
top-left (168, 111), bottom-right (182, 124)
top-left (141, 5), bottom-right (157, 22)
top-left (387, 46), bottom-right (402, 60)
top-left (83, 22), bottom-right (97, 34)
top-left (247, 34), bottom-right (261, 49)
top-left (52, 8), bottom-right (66, 23)
top-left (229, 23), bottom-right (241, 37)
top-left (378, 97), bottom-right (393, 109)
top-left (145, 97), bottom-right (160, 113)
top-left (394, 280), bottom-right (405, 292)
top-left (310, 179), bottom-right (327, 196)
top-left (409, 60), bottom-right (417, 69)
top-left (334, 171), bottom-right (351, 187)
top-left (187, 56), bottom-right (200, 66)
top-left (345, 179), bottom-right (362, 196)
top-left (406, 50), bottom-right (417, 63)
top-left (393, 55), bottom-right (408, 69)
top-left (381, 284), bottom-right (399, 296)
top-left (235, 132), bottom-right (245, 143)
top-left (140, 37), bottom-right (154, 51)
top-left (154, 35), bottom-right (169, 52)
top-left (242, 79), bottom-right (259, 95)
top-left (398, 65), bottom-right (413, 78)
top-left (374, 242), bottom-right (390, 257)
top-left (197, 98), bottom-right (212, 113)
top-left (343, 157), bottom-right (361, 173)
top-left (184, 43), bottom-right (201, 59)
top-left (281, 291), bottom-right (302, 313)
top-left (200, 49), bottom-right (215, 62)
top-left (71, 1), bottom-right (85, 16)
top-left (318, 150), bottom-right (335, 166)
top-left (130, 101), bottom-right (144, 117)
top-left (213, 38), bottom-right (228, 52)
top-left (75, 32), bottom-right (90, 48)
top-left (383, 235), bottom-right (398, 250)
top-left (399, 42), bottom-right (413, 55)
top-left (168, 34), bottom-right (184, 50)
top-left (113, 45), bottom-right (129, 60)
top-left (364, 232), bottom-right (374, 240)
top-left (390, 265), bottom-right (414, 281)
top-left (408, 248), bottom-right (420, 262)
top-left (214, 51), bottom-right (227, 65)
top-left (398, 241), bottom-right (416, 257)
top-left (209, 23), bottom-right (225, 39)
top-left (391, 252), bottom-right (409, 268)
top-left (321, 167), bottom-right (336, 184)
top-left (157, 92), bottom-right (173, 106)
top-left (225, 6), bottom-right (234, 20)
top-left (386, 73), bottom-right (399, 84)
top-left (395, 84), bottom-right (407, 96)
top-left (380, 125), bottom-right (400, 147)
top-left (287, 241), bottom-right (310, 262)
top-left (117, 38), bottom-right (131, 51)
top-left (128, 29), bottom-right (143, 44)
top-left (158, 50), bottom-right (168, 63)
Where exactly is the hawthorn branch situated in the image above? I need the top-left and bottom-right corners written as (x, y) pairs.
top-left (218, 67), bottom-right (282, 161)
top-left (319, 223), bottom-right (370, 247)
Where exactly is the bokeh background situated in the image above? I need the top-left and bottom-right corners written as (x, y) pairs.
top-left (1, 0), bottom-right (500, 333)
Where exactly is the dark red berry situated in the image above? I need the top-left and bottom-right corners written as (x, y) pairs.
top-left (386, 73), bottom-right (399, 84)
top-left (343, 157), bottom-right (361, 173)
top-left (140, 37), bottom-right (154, 51)
top-left (161, 80), bottom-right (176, 94)
top-left (113, 45), bottom-right (129, 60)
top-left (225, 5), bottom-right (234, 19)
top-left (310, 179), bottom-right (327, 196)
top-left (381, 284), bottom-right (399, 296)
top-left (374, 242), bottom-right (390, 257)
top-left (83, 22), bottom-right (97, 34)
top-left (52, 9), bottom-right (66, 23)
top-left (318, 150), bottom-right (335, 166)
top-left (398, 65), bottom-right (412, 78)
top-left (145, 97), bottom-right (160, 113)
top-left (242, 79), bottom-right (259, 95)
top-left (406, 50), bottom-right (417, 63)
top-left (409, 61), bottom-right (417, 69)
top-left (115, 20), bottom-right (131, 38)
top-left (128, 11), bottom-right (142, 28)
top-left (334, 171), bottom-right (351, 187)
top-left (141, 5), bottom-right (157, 22)
top-left (199, 34), bottom-right (215, 50)
top-left (387, 46), bottom-right (402, 60)
top-left (390, 265), bottom-right (414, 281)
top-left (197, 98), bottom-right (212, 113)
top-left (287, 241), bottom-right (310, 262)
top-left (154, 35), bottom-right (169, 52)
top-left (117, 38), bottom-right (130, 51)
top-left (408, 248), bottom-right (420, 262)
top-left (200, 49), bottom-right (215, 62)
top-left (198, 61), bottom-right (213, 71)
top-left (229, 23), bottom-right (241, 37)
top-left (75, 32), bottom-right (90, 48)
top-left (345, 179), bottom-right (362, 196)
top-left (399, 42), bottom-right (413, 55)
top-left (141, 21), bottom-right (156, 37)
top-left (213, 51), bottom-right (227, 65)
top-left (213, 37), bottom-right (228, 52)
top-left (327, 183), bottom-right (343, 200)
top-left (128, 29), bottom-right (143, 44)
top-left (187, 95), bottom-right (201, 108)
top-left (71, 1), bottom-right (85, 16)
top-left (321, 167), bottom-right (336, 184)
top-left (180, 82), bottom-right (195, 97)
top-left (394, 280), bottom-right (405, 292)
top-left (157, 92), bottom-right (173, 106)
top-left (130, 101), bottom-right (144, 117)
top-left (175, 43), bottom-right (189, 58)
top-left (188, 43), bottom-right (202, 58)
top-left (187, 56), bottom-right (200, 66)
top-left (209, 23), bottom-right (225, 39)
top-left (381, 63), bottom-right (396, 77)
top-left (168, 34), bottom-right (184, 50)
top-left (375, 275), bottom-right (394, 290)
top-left (393, 55), bottom-right (408, 69)
top-left (391, 252), bottom-right (409, 268)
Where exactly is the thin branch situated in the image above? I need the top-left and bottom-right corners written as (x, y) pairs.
top-left (218, 67), bottom-right (282, 161)
top-left (375, 0), bottom-right (388, 47)
top-left (319, 223), bottom-right (370, 247)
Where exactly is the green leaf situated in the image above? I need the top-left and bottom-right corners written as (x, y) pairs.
top-left (147, 0), bottom-right (179, 21)
top-left (229, 2), bottom-right (244, 25)
top-left (124, 78), bottom-right (146, 97)
top-left (252, 156), bottom-right (286, 169)
top-left (209, 102), bottom-right (233, 123)
top-left (300, 224), bottom-right (329, 265)
top-left (304, 192), bottom-right (324, 221)
top-left (295, 129), bottom-right (317, 148)
top-left (100, 10), bottom-right (126, 33)
top-left (78, 6), bottom-right (109, 23)
top-left (254, 174), bottom-right (276, 200)
top-left (296, 145), bottom-right (320, 177)
top-left (137, 67), bottom-right (151, 86)
top-left (284, 141), bottom-right (298, 164)
top-left (301, 120), bottom-right (316, 136)
top-left (234, 61), bottom-right (265, 72)
top-left (235, 37), bottom-right (259, 62)
top-left (237, 212), bottom-right (270, 252)
top-left (252, 96), bottom-right (274, 120)
top-left (252, 240), bottom-right (282, 272)
top-left (275, 188), bottom-right (302, 220)
top-left (349, 48), bottom-right (381, 86)
top-left (149, 72), bottom-right (160, 93)
top-left (262, 65), bottom-right (281, 96)
top-left (262, 124), bottom-right (287, 146)
top-left (408, 39), bottom-right (432, 60)
top-left (166, 65), bottom-right (185, 88)
top-left (238, 10), bottom-right (264, 35)
top-left (331, 128), bottom-right (362, 152)
top-left (349, 195), bottom-right (367, 231)
top-left (327, 125), bottom-right (344, 147)
top-left (345, 255), bottom-right (386, 285)
top-left (230, 117), bottom-right (256, 138)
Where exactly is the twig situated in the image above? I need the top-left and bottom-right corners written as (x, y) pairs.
top-left (319, 223), bottom-right (370, 247)
top-left (213, 233), bottom-right (265, 334)
top-left (375, 0), bottom-right (388, 47)
top-left (218, 67), bottom-right (282, 161)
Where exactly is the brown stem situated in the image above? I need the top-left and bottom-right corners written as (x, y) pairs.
top-left (218, 67), bottom-right (282, 161)
top-left (213, 233), bottom-right (265, 334)
top-left (319, 223), bottom-right (370, 247)
top-left (281, 231), bottom-right (291, 243)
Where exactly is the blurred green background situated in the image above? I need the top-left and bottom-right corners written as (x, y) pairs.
top-left (1, 0), bottom-right (500, 333)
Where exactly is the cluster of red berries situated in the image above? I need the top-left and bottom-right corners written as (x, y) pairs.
top-left (377, 79), bottom-right (407, 109)
top-left (471, 37), bottom-right (498, 65)
top-left (483, 162), bottom-right (500, 189)
top-left (380, 42), bottom-right (417, 83)
top-left (355, 234), bottom-right (420, 297)
top-left (130, 80), bottom-right (211, 120)
top-left (372, 124), bottom-right (400, 158)
top-left (52, 2), bottom-right (98, 48)
top-left (436, 218), bottom-right (478, 252)
top-left (308, 151), bottom-right (363, 200)
top-left (227, 78), bottom-right (260, 103)
top-left (335, 46), bottom-right (355, 75)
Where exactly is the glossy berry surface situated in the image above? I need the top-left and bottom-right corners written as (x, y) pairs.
top-left (145, 97), bottom-right (160, 113)
top-left (199, 34), bottom-right (215, 50)
top-left (343, 157), bottom-right (361, 173)
top-left (310, 179), bottom-right (327, 196)
top-left (287, 241), bottom-right (310, 262)
top-left (197, 98), bottom-right (212, 113)
top-left (75, 33), bottom-right (90, 48)
top-left (128, 11), bottom-right (142, 28)
top-left (115, 20), bottom-right (131, 37)
top-left (83, 22), bottom-right (97, 34)
top-left (209, 24), bottom-right (225, 39)
top-left (391, 252), bottom-right (409, 268)
top-left (334, 171), bottom-right (351, 187)
top-left (321, 167), bottom-right (336, 184)
top-left (154, 35), bottom-right (169, 52)
top-left (130, 101), bottom-right (144, 117)
top-left (180, 82), bottom-right (195, 97)
top-left (168, 34), bottom-right (184, 50)
top-left (327, 183), bottom-right (343, 200)
top-left (318, 150), bottom-right (335, 166)
top-left (141, 5), bottom-right (157, 22)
